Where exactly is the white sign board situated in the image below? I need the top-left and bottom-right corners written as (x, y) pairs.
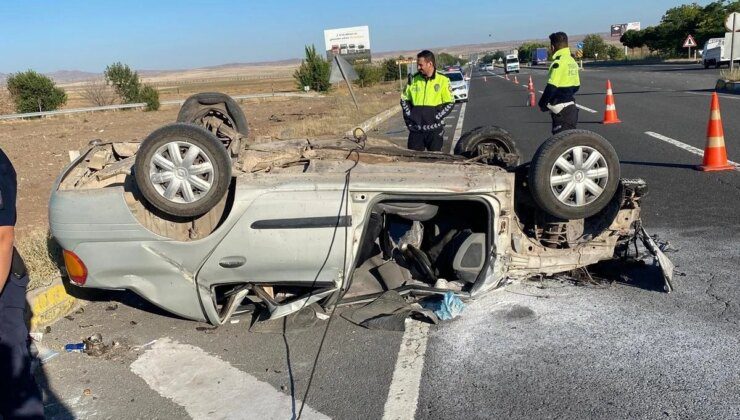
top-left (626, 22), bottom-right (641, 31)
top-left (683, 35), bottom-right (697, 48)
top-left (726, 12), bottom-right (740, 31)
top-left (324, 26), bottom-right (370, 55)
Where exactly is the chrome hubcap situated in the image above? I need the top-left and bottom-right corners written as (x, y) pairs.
top-left (149, 141), bottom-right (214, 204)
top-left (549, 146), bottom-right (608, 207)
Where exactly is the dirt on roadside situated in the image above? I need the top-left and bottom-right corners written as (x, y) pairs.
top-left (0, 82), bottom-right (400, 236)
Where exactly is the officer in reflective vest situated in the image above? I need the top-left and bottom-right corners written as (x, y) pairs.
top-left (401, 50), bottom-right (455, 151)
top-left (0, 147), bottom-right (45, 419)
top-left (538, 32), bottom-right (581, 134)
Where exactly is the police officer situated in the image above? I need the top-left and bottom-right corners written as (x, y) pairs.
top-left (0, 147), bottom-right (45, 419)
top-left (538, 32), bottom-right (581, 134)
top-left (401, 50), bottom-right (455, 151)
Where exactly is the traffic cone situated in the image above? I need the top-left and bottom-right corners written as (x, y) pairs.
top-left (483, 75), bottom-right (487, 82)
top-left (602, 80), bottom-right (621, 124)
top-left (513, 75), bottom-right (519, 84)
top-left (505, 73), bottom-right (509, 81)
top-left (527, 76), bottom-right (536, 107)
top-left (698, 92), bottom-right (734, 172)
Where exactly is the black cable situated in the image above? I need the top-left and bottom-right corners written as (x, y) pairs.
top-left (297, 147), bottom-right (358, 419)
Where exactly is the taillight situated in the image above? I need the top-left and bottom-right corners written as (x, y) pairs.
top-left (63, 250), bottom-right (88, 286)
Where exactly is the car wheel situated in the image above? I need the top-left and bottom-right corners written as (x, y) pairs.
top-left (454, 125), bottom-right (520, 170)
top-left (177, 92), bottom-right (248, 156)
top-left (528, 130), bottom-right (620, 220)
top-left (134, 123), bottom-right (232, 218)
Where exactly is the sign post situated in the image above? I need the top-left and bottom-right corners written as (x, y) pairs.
top-left (576, 42), bottom-right (584, 69)
top-left (726, 12), bottom-right (740, 71)
top-left (683, 35), bottom-right (697, 60)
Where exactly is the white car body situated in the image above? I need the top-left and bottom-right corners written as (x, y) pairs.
top-left (443, 71), bottom-right (468, 102)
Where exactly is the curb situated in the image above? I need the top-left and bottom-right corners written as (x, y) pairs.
top-left (345, 104), bottom-right (401, 136)
top-left (27, 277), bottom-right (78, 331)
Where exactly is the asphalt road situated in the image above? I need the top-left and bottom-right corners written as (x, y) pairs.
top-left (36, 63), bottom-right (739, 419)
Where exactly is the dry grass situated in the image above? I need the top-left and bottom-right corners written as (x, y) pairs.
top-left (720, 68), bottom-right (740, 82)
top-left (15, 229), bottom-right (65, 290)
top-left (262, 82), bottom-right (400, 138)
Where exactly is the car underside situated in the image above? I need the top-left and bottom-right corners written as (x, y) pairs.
top-left (49, 93), bottom-right (673, 326)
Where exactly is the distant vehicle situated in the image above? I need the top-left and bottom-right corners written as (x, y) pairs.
top-left (505, 54), bottom-right (520, 73)
top-left (443, 70), bottom-right (469, 102)
top-left (532, 48), bottom-right (548, 65)
top-left (701, 36), bottom-right (740, 68)
top-left (484, 63), bottom-right (494, 71)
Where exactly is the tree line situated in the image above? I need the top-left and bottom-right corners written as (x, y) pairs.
top-left (620, 0), bottom-right (740, 56)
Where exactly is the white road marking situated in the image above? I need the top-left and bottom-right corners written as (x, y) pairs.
top-left (131, 338), bottom-right (329, 420)
top-left (382, 321), bottom-right (431, 420)
top-left (536, 90), bottom-right (598, 113)
top-left (684, 91), bottom-right (740, 100)
top-left (451, 101), bottom-right (467, 153)
top-left (575, 104), bottom-right (598, 114)
top-left (644, 131), bottom-right (740, 169)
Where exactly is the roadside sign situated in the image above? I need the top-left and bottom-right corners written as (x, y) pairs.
top-left (725, 12), bottom-right (740, 31)
top-left (683, 35), bottom-right (697, 48)
top-left (575, 49), bottom-right (583, 58)
top-left (576, 42), bottom-right (584, 49)
top-left (395, 58), bottom-right (414, 65)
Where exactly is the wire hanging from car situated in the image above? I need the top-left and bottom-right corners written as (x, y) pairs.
top-left (297, 136), bottom-right (361, 419)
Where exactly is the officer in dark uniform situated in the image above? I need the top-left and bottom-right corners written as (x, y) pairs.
top-left (538, 32), bottom-right (581, 134)
top-left (401, 50), bottom-right (455, 151)
top-left (0, 147), bottom-right (45, 419)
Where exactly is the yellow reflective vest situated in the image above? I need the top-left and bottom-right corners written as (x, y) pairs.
top-left (401, 71), bottom-right (454, 132)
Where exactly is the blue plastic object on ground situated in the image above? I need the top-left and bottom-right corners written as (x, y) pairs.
top-left (422, 291), bottom-right (464, 321)
top-left (64, 343), bottom-right (85, 353)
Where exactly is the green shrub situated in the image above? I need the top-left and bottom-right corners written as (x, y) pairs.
top-left (6, 70), bottom-right (67, 113)
top-left (294, 45), bottom-right (331, 92)
top-left (104, 62), bottom-right (141, 103)
top-left (353, 64), bottom-right (383, 87)
top-left (382, 57), bottom-right (408, 81)
top-left (138, 85), bottom-right (160, 111)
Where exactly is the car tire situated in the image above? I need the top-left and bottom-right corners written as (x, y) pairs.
top-left (528, 129), bottom-right (620, 220)
top-left (177, 92), bottom-right (248, 153)
top-left (134, 123), bottom-right (232, 218)
top-left (454, 125), bottom-right (520, 170)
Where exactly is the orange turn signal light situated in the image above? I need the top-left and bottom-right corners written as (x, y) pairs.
top-left (63, 250), bottom-right (88, 286)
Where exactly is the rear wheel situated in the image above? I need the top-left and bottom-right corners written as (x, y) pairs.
top-left (454, 126), bottom-right (520, 170)
top-left (134, 123), bottom-right (232, 218)
top-left (177, 92), bottom-right (248, 156)
top-left (528, 130), bottom-right (619, 220)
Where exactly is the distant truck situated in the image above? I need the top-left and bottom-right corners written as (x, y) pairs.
top-left (702, 35), bottom-right (740, 68)
top-left (505, 54), bottom-right (520, 73)
top-left (532, 47), bottom-right (548, 65)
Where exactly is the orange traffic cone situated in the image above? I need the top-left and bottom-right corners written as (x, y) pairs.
top-left (602, 80), bottom-right (621, 124)
top-left (698, 92), bottom-right (734, 172)
top-left (513, 75), bottom-right (519, 84)
top-left (527, 76), bottom-right (536, 107)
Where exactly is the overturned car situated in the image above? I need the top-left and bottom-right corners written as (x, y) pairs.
top-left (49, 93), bottom-right (673, 325)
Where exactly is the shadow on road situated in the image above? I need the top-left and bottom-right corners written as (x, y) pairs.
top-left (621, 160), bottom-right (697, 170)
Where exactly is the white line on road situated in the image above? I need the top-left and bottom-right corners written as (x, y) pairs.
top-left (644, 131), bottom-right (740, 169)
top-left (535, 90), bottom-right (598, 113)
top-left (451, 101), bottom-right (467, 153)
top-left (382, 321), bottom-right (431, 420)
top-left (684, 91), bottom-right (740, 100)
top-left (131, 338), bottom-right (329, 420)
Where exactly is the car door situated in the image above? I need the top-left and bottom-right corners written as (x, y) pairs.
top-left (197, 188), bottom-right (349, 289)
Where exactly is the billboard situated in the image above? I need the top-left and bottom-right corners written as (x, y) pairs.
top-left (324, 25), bottom-right (371, 64)
top-left (611, 22), bottom-right (641, 37)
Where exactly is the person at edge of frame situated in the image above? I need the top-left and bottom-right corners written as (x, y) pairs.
top-left (0, 147), bottom-right (45, 419)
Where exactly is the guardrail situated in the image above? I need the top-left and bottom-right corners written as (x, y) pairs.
top-left (0, 92), bottom-right (319, 121)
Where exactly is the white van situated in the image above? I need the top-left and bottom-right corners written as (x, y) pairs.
top-left (505, 54), bottom-right (520, 73)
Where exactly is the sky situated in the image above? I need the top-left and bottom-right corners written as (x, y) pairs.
top-left (0, 0), bottom-right (714, 73)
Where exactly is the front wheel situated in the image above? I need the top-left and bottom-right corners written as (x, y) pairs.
top-left (528, 130), bottom-right (620, 220)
